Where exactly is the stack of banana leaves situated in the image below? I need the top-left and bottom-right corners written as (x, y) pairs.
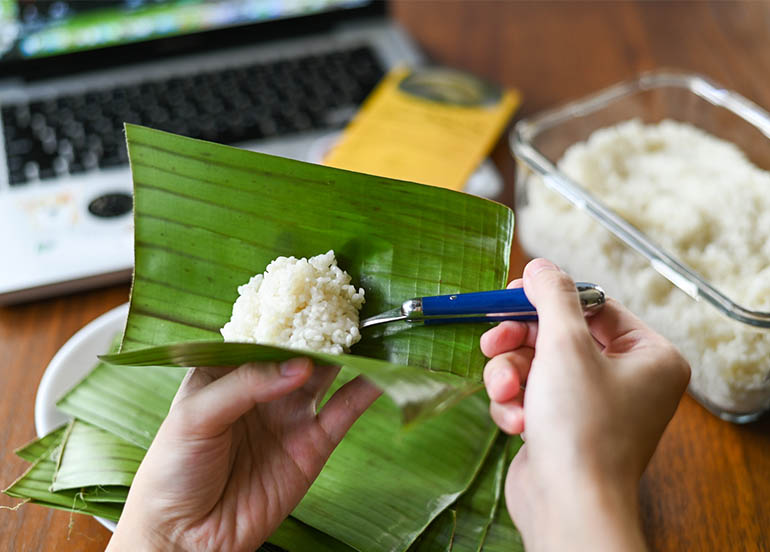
top-left (5, 126), bottom-right (525, 551)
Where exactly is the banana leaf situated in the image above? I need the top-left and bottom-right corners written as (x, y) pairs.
top-left (57, 360), bottom-right (186, 449)
top-left (480, 437), bottom-right (525, 552)
top-left (4, 428), bottom-right (123, 522)
top-left (266, 517), bottom-right (356, 552)
top-left (9, 386), bottom-right (316, 538)
top-left (7, 126), bottom-right (521, 549)
top-left (51, 420), bottom-right (144, 492)
top-left (13, 427), bottom-right (130, 504)
top-left (15, 426), bottom-right (67, 462)
top-left (406, 432), bottom-right (513, 552)
top-left (102, 342), bottom-right (481, 424)
top-left (51, 339), bottom-right (499, 551)
top-left (451, 434), bottom-right (509, 551)
top-left (290, 382), bottom-right (497, 550)
top-left (75, 486), bottom-right (129, 504)
top-left (107, 124), bottom-right (513, 423)
top-left (410, 508), bottom-right (457, 552)
top-left (481, 492), bottom-right (523, 551)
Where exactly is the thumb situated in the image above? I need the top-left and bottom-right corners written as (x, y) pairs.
top-left (522, 258), bottom-right (589, 347)
top-left (170, 358), bottom-right (313, 438)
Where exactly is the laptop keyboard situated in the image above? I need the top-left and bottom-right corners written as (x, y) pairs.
top-left (2, 45), bottom-right (384, 187)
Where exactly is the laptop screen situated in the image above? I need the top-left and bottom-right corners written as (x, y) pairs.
top-left (0, 0), bottom-right (371, 62)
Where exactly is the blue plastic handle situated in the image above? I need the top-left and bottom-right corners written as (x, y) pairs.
top-left (422, 313), bottom-right (539, 325)
top-left (421, 288), bottom-right (535, 318)
top-left (416, 283), bottom-right (605, 326)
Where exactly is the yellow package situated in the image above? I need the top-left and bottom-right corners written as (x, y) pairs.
top-left (324, 66), bottom-right (520, 191)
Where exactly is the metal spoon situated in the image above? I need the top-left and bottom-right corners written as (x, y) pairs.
top-left (360, 282), bottom-right (605, 329)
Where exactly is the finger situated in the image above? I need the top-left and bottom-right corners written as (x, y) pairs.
top-left (480, 320), bottom-right (538, 358)
top-left (522, 258), bottom-right (590, 346)
top-left (170, 365), bottom-right (235, 407)
top-left (483, 348), bottom-right (534, 403)
top-left (171, 367), bottom-right (207, 407)
top-left (507, 278), bottom-right (523, 289)
top-left (587, 297), bottom-right (659, 354)
top-left (300, 364), bottom-right (341, 407)
top-left (195, 365), bottom-right (244, 379)
top-left (171, 358), bottom-right (313, 437)
top-left (478, 276), bottom-right (534, 358)
top-left (489, 395), bottom-right (525, 435)
top-left (318, 376), bottom-right (382, 444)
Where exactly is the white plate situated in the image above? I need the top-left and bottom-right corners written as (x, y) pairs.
top-left (34, 302), bottom-right (129, 532)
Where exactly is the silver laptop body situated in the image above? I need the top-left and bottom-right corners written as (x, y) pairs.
top-left (0, 0), bottom-right (424, 304)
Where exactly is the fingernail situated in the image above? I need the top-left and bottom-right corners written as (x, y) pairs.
top-left (280, 359), bottom-right (307, 377)
top-left (528, 258), bottom-right (559, 275)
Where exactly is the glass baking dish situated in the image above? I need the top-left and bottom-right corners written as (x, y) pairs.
top-left (511, 70), bottom-right (770, 423)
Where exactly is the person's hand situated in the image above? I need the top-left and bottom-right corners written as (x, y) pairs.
top-left (480, 258), bottom-right (690, 552)
top-left (107, 359), bottom-right (380, 552)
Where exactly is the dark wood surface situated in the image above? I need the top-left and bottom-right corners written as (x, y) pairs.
top-left (2, 2), bottom-right (769, 550)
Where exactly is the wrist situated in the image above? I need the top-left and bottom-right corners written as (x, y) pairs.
top-left (513, 467), bottom-right (647, 552)
top-left (106, 510), bottom-right (177, 552)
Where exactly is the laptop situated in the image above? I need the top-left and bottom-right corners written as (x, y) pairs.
top-left (0, 0), bottom-right (424, 304)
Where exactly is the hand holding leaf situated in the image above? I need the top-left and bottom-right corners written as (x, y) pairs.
top-left (107, 360), bottom-right (380, 552)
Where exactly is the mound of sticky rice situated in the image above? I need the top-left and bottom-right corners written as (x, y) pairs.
top-left (220, 250), bottom-right (365, 354)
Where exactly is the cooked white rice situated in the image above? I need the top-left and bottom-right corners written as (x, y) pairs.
top-left (220, 250), bottom-right (365, 355)
top-left (517, 119), bottom-right (770, 414)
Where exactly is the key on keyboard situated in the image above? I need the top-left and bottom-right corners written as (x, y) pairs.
top-left (2, 46), bottom-right (384, 186)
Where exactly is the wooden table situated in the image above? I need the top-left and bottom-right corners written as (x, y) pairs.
top-left (2, 2), bottom-right (769, 550)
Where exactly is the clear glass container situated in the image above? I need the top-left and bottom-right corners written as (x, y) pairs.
top-left (511, 70), bottom-right (770, 423)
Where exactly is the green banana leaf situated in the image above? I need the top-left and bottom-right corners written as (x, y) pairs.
top-left (75, 486), bottom-right (130, 504)
top-left (8, 384), bottom-right (325, 541)
top-left (406, 432), bottom-right (513, 552)
top-left (56, 333), bottom-right (185, 448)
top-left (51, 420), bottom-right (144, 492)
top-left (451, 434), bottom-right (508, 551)
top-left (481, 489), bottom-right (522, 551)
top-left (480, 437), bottom-right (525, 552)
top-left (266, 517), bottom-right (356, 552)
top-left (290, 374), bottom-right (497, 551)
top-left (49, 336), bottom-right (499, 551)
top-left (102, 342), bottom-right (481, 424)
top-left (13, 426), bottom-right (130, 504)
top-left (109, 124), bottom-right (513, 423)
top-left (15, 426), bottom-right (67, 462)
top-left (6, 125), bottom-right (522, 550)
top-left (4, 428), bottom-right (124, 522)
top-left (410, 508), bottom-right (457, 552)
top-left (57, 360), bottom-right (186, 449)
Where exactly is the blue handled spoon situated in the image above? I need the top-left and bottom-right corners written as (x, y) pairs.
top-left (360, 283), bottom-right (606, 329)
